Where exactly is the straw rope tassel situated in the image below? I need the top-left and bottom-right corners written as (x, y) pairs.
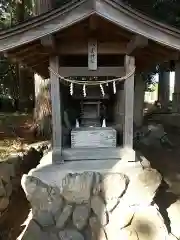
top-left (70, 83), bottom-right (73, 96)
top-left (113, 81), bottom-right (116, 94)
top-left (100, 84), bottom-right (105, 97)
top-left (83, 84), bottom-right (86, 97)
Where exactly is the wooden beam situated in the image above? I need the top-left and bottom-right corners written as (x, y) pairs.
top-left (41, 35), bottom-right (54, 47)
top-left (89, 15), bottom-right (98, 31)
top-left (29, 59), bottom-right (49, 68)
top-left (6, 43), bottom-right (41, 57)
top-left (58, 67), bottom-right (125, 77)
top-left (149, 43), bottom-right (180, 61)
top-left (126, 34), bottom-right (148, 55)
top-left (57, 41), bottom-right (127, 55)
top-left (18, 51), bottom-right (48, 62)
top-left (49, 56), bottom-right (63, 161)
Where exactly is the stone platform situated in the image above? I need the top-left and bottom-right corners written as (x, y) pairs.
top-left (19, 152), bottom-right (172, 240)
top-left (53, 147), bottom-right (135, 162)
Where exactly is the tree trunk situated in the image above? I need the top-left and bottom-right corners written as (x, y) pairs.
top-left (32, 0), bottom-right (54, 137)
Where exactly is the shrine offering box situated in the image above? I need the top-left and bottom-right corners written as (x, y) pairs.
top-left (71, 127), bottom-right (116, 148)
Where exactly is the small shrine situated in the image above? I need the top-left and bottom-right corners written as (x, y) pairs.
top-left (2, 1), bottom-right (180, 239)
top-left (0, 0), bottom-right (180, 162)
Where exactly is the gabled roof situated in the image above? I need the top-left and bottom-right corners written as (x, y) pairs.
top-left (0, 0), bottom-right (180, 52)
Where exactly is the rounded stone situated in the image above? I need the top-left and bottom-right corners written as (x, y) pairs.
top-left (0, 197), bottom-right (9, 211)
top-left (21, 220), bottom-right (49, 240)
top-left (121, 168), bottom-right (162, 206)
top-left (108, 203), bottom-right (134, 229)
top-left (167, 200), bottom-right (180, 239)
top-left (131, 206), bottom-right (168, 240)
top-left (59, 229), bottom-right (84, 240)
top-left (168, 233), bottom-right (178, 240)
top-left (119, 226), bottom-right (139, 240)
top-left (0, 179), bottom-right (6, 197)
top-left (73, 205), bottom-right (90, 230)
top-left (89, 217), bottom-right (107, 240)
top-left (91, 196), bottom-right (108, 226)
top-left (56, 205), bottom-right (73, 229)
top-left (92, 172), bottom-right (101, 196)
top-left (62, 172), bottom-right (94, 204)
top-left (33, 210), bottom-right (54, 227)
top-left (101, 173), bottom-right (128, 212)
top-left (5, 182), bottom-right (13, 197)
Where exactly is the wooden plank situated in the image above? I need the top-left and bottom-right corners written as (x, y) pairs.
top-left (88, 39), bottom-right (97, 70)
top-left (57, 41), bottom-right (127, 55)
top-left (71, 127), bottom-right (116, 148)
top-left (134, 75), bottom-right (145, 127)
top-left (58, 67), bottom-right (125, 77)
top-left (49, 56), bottom-right (62, 155)
top-left (123, 55), bottom-right (135, 148)
top-left (41, 35), bottom-right (55, 48)
top-left (6, 43), bottom-right (41, 57)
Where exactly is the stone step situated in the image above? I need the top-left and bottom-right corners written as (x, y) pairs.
top-left (62, 147), bottom-right (122, 161)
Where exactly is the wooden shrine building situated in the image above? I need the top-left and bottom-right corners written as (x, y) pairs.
top-left (0, 0), bottom-right (180, 162)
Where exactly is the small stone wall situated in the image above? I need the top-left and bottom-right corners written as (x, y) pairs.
top-left (0, 143), bottom-right (49, 218)
top-left (20, 158), bottom-right (176, 240)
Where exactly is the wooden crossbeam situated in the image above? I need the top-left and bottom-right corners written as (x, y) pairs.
top-left (6, 43), bottom-right (41, 57)
top-left (57, 41), bottom-right (127, 55)
top-left (126, 34), bottom-right (148, 55)
top-left (58, 66), bottom-right (125, 77)
top-left (41, 34), bottom-right (56, 51)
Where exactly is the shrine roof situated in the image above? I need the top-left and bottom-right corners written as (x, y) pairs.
top-left (1, 0), bottom-right (180, 51)
top-left (0, 0), bottom-right (180, 77)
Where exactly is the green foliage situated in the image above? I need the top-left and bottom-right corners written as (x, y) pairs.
top-left (124, 0), bottom-right (180, 28)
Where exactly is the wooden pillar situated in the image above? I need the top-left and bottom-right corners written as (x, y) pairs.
top-left (134, 74), bottom-right (145, 127)
top-left (49, 56), bottom-right (62, 161)
top-left (172, 61), bottom-right (180, 112)
top-left (114, 87), bottom-right (124, 131)
top-left (123, 55), bottom-right (135, 161)
top-left (158, 70), bottom-right (170, 110)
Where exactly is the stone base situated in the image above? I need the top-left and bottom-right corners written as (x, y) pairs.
top-left (20, 153), bottom-right (170, 240)
top-left (52, 147), bottom-right (136, 162)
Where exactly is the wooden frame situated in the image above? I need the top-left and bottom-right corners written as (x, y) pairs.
top-left (59, 67), bottom-right (125, 77)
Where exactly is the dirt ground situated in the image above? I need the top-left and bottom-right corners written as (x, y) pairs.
top-left (0, 189), bottom-right (30, 240)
